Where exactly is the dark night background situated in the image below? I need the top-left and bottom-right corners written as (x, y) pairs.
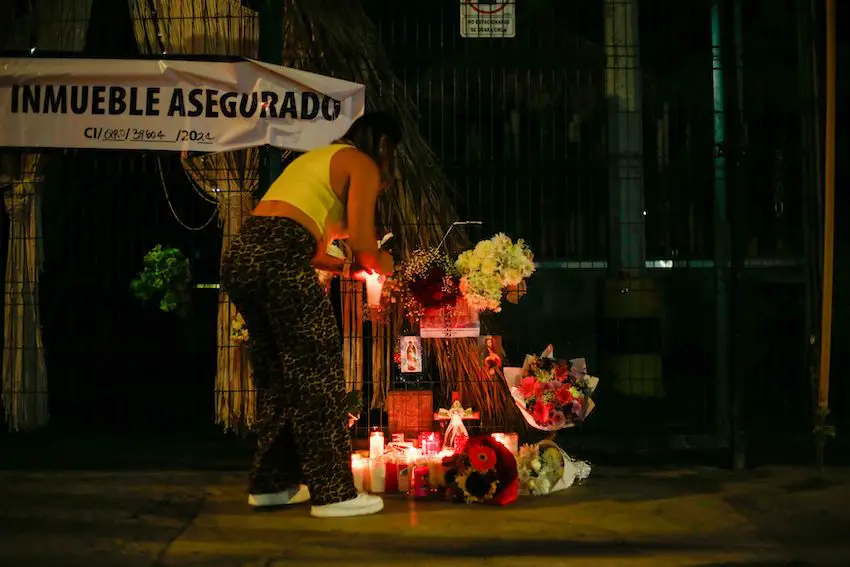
top-left (0, 0), bottom-right (847, 466)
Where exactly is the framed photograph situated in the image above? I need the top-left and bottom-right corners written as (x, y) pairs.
top-left (398, 335), bottom-right (423, 374)
top-left (478, 335), bottom-right (504, 377)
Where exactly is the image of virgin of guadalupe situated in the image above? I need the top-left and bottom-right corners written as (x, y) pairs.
top-left (400, 336), bottom-right (423, 374)
top-left (479, 335), bottom-right (503, 377)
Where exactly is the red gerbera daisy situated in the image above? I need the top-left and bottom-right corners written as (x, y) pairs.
top-left (468, 443), bottom-right (498, 472)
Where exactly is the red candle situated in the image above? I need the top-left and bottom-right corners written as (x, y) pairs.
top-left (385, 459), bottom-right (399, 494)
top-left (412, 465), bottom-right (430, 497)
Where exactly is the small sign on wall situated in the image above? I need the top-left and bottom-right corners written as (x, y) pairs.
top-left (460, 0), bottom-right (516, 39)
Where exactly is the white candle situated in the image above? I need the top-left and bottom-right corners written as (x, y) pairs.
top-left (397, 454), bottom-right (411, 493)
top-left (369, 431), bottom-right (385, 460)
top-left (370, 458), bottom-right (386, 493)
top-left (361, 271), bottom-right (385, 307)
top-left (351, 454), bottom-right (366, 492)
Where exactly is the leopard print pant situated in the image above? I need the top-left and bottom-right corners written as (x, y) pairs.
top-left (220, 216), bottom-right (357, 507)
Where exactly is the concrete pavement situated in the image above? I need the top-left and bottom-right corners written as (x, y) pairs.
top-left (0, 466), bottom-right (847, 566)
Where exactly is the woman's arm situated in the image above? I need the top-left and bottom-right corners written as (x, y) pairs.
top-left (311, 254), bottom-right (347, 273)
top-left (335, 150), bottom-right (394, 275)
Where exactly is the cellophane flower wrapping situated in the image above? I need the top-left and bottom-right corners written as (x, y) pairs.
top-left (516, 440), bottom-right (591, 496)
top-left (455, 233), bottom-right (535, 313)
top-left (503, 346), bottom-right (599, 431)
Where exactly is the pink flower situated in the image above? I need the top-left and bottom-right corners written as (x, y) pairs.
top-left (549, 410), bottom-right (567, 428)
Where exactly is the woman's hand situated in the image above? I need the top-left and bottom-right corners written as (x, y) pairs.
top-left (352, 249), bottom-right (394, 276)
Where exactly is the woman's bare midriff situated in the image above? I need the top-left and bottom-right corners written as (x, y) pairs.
top-left (252, 200), bottom-right (324, 256)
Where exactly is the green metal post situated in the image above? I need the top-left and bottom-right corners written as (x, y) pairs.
top-left (258, 0), bottom-right (285, 195)
top-left (729, 0), bottom-right (746, 471)
top-left (711, 1), bottom-right (732, 452)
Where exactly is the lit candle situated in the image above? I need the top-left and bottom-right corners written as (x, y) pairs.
top-left (397, 452), bottom-right (412, 493)
top-left (385, 456), bottom-right (399, 493)
top-left (351, 454), bottom-right (367, 492)
top-left (427, 457), bottom-right (443, 488)
top-left (369, 430), bottom-right (385, 460)
top-left (506, 433), bottom-right (519, 455)
top-left (356, 271), bottom-right (385, 308)
top-left (370, 457), bottom-right (386, 493)
top-left (418, 432), bottom-right (441, 456)
top-left (491, 432), bottom-right (519, 455)
top-left (412, 465), bottom-right (430, 497)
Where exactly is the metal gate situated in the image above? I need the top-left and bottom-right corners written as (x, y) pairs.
top-left (0, 0), bottom-right (829, 458)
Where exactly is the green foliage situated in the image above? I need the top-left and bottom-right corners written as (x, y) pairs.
top-left (130, 245), bottom-right (192, 316)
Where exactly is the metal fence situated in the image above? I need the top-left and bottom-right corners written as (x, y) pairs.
top-left (0, 0), bottom-right (835, 458)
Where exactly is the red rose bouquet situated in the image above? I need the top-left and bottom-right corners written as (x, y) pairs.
top-left (504, 345), bottom-right (600, 431)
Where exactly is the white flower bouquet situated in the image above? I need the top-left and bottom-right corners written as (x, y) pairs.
top-left (516, 439), bottom-right (591, 496)
top-left (455, 233), bottom-right (536, 313)
top-left (378, 233), bottom-right (535, 322)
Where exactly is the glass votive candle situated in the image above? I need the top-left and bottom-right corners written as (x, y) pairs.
top-left (491, 432), bottom-right (519, 455)
top-left (351, 454), bottom-right (367, 492)
top-left (411, 465), bottom-right (430, 497)
top-left (418, 432), bottom-right (441, 456)
top-left (370, 456), bottom-right (386, 493)
top-left (397, 453), bottom-right (412, 493)
top-left (369, 429), bottom-right (385, 460)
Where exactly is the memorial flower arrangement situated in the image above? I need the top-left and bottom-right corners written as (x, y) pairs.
top-left (384, 248), bottom-right (461, 320)
top-left (436, 435), bottom-right (518, 505)
top-left (516, 442), bottom-right (563, 495)
top-left (516, 440), bottom-right (591, 495)
top-left (455, 233), bottom-right (536, 313)
top-left (379, 234), bottom-right (534, 320)
top-left (505, 346), bottom-right (600, 431)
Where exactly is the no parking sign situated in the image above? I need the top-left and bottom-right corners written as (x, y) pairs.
top-left (459, 0), bottom-right (516, 38)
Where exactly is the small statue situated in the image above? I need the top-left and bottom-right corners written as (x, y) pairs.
top-left (438, 400), bottom-right (475, 452)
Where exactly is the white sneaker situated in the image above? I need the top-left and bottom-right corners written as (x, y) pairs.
top-left (310, 493), bottom-right (384, 518)
top-left (248, 485), bottom-right (310, 507)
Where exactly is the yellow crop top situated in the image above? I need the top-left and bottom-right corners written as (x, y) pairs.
top-left (260, 143), bottom-right (349, 243)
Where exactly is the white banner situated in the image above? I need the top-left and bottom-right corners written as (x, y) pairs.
top-left (0, 58), bottom-right (366, 153)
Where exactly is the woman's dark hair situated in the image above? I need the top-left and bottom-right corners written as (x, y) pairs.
top-left (338, 112), bottom-right (403, 164)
